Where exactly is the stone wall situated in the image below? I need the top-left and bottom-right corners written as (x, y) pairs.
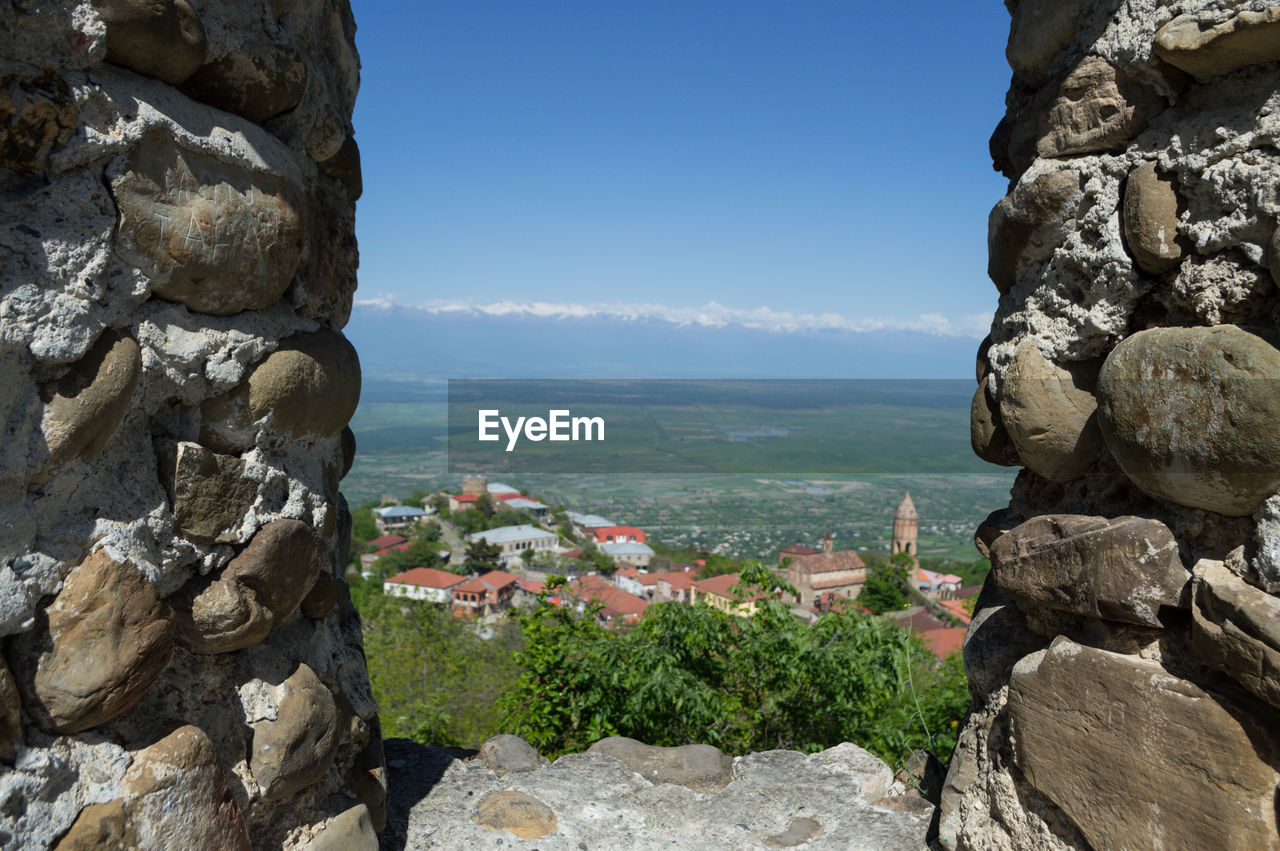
top-left (0, 1), bottom-right (377, 848)
top-left (951, 1), bottom-right (1280, 848)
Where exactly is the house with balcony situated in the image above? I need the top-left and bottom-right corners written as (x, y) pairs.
top-left (451, 570), bottom-right (520, 616)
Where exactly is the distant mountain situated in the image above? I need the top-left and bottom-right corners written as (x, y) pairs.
top-left (344, 302), bottom-right (984, 381)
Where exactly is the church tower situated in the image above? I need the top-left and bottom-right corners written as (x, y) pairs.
top-left (892, 492), bottom-right (920, 586)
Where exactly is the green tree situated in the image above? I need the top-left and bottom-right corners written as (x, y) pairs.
top-left (357, 590), bottom-right (522, 748)
top-left (350, 505), bottom-right (378, 549)
top-left (464, 538), bottom-right (502, 574)
top-left (859, 552), bottom-right (913, 614)
top-left (371, 540), bottom-right (444, 580)
top-left (499, 593), bottom-right (969, 767)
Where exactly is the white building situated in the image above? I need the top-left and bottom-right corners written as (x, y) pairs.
top-left (469, 525), bottom-right (559, 562)
top-left (373, 505), bottom-right (427, 532)
top-left (383, 567), bottom-right (464, 604)
top-left (601, 541), bottom-right (656, 568)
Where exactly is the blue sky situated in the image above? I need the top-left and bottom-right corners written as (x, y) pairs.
top-left (348, 1), bottom-right (1013, 360)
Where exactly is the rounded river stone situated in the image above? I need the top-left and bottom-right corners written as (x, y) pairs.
top-left (1096, 325), bottom-right (1280, 515)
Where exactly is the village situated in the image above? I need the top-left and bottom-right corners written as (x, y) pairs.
top-left (353, 475), bottom-right (979, 661)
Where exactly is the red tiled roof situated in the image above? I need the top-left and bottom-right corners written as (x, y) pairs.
top-left (591, 525), bottom-right (646, 543)
top-left (453, 570), bottom-right (521, 594)
top-left (890, 608), bottom-right (948, 633)
top-left (918, 627), bottom-right (966, 660)
top-left (694, 573), bottom-right (742, 598)
top-left (453, 493), bottom-right (479, 503)
top-left (367, 534), bottom-right (408, 550)
top-left (658, 572), bottom-right (694, 590)
top-left (520, 578), bottom-right (546, 595)
top-left (615, 565), bottom-right (639, 579)
top-left (385, 567), bottom-right (464, 589)
top-left (496, 492), bottom-right (527, 501)
top-left (375, 541), bottom-right (414, 556)
top-left (939, 598), bottom-right (973, 625)
top-left (635, 573), bottom-right (661, 587)
top-left (789, 550), bottom-right (866, 574)
top-left (569, 574), bottom-right (649, 619)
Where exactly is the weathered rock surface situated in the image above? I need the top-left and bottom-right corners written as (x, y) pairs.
top-left (173, 573), bottom-right (273, 653)
top-left (0, 658), bottom-right (22, 760)
top-left (962, 576), bottom-right (1047, 702)
top-left (973, 507), bottom-right (1018, 560)
top-left (0, 71), bottom-right (77, 175)
top-left (319, 135), bottom-right (362, 201)
top-left (999, 342), bottom-right (1102, 482)
top-left (94, 0), bottom-right (208, 85)
top-left (201, 328), bottom-right (361, 448)
top-left (112, 133), bottom-right (304, 315)
top-left (345, 723), bottom-right (389, 831)
top-left (301, 571), bottom-right (339, 619)
top-left (36, 330), bottom-right (140, 485)
top-left (991, 514), bottom-right (1188, 627)
top-left (168, 441), bottom-right (257, 543)
top-left (0, 0), bottom-right (372, 846)
top-left (224, 519), bottom-right (320, 620)
top-left (1096, 325), bottom-right (1280, 516)
top-left (183, 42), bottom-right (308, 123)
top-left (1009, 639), bottom-right (1280, 851)
top-left (1008, 57), bottom-right (1164, 171)
top-left (1122, 161), bottom-right (1183, 274)
top-left (385, 738), bottom-right (930, 850)
top-left (249, 663), bottom-right (339, 800)
top-left (474, 790), bottom-right (558, 839)
top-left (478, 733), bottom-right (546, 775)
top-left (1192, 559), bottom-right (1280, 710)
top-left (302, 804), bottom-right (377, 850)
top-left (1005, 0), bottom-right (1084, 85)
top-left (970, 376), bottom-right (1019, 466)
top-left (10, 551), bottom-right (174, 734)
top-left (954, 1), bottom-right (1280, 848)
top-left (173, 519), bottom-right (319, 652)
top-left (123, 725), bottom-right (251, 850)
top-left (588, 736), bottom-right (734, 793)
top-left (1156, 8), bottom-right (1280, 79)
top-left (987, 168), bottom-right (1079, 293)
top-left (53, 800), bottom-right (134, 850)
top-left (764, 817), bottom-right (824, 847)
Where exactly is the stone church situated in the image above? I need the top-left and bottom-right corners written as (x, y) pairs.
top-left (778, 493), bottom-right (920, 607)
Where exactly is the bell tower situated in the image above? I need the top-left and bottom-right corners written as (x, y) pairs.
top-left (892, 492), bottom-right (919, 585)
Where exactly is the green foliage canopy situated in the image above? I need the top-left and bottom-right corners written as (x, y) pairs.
top-left (498, 593), bottom-right (969, 767)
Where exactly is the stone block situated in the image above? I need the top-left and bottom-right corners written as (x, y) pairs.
top-left (112, 132), bottom-right (304, 315)
top-left (1192, 559), bottom-right (1280, 709)
top-left (1156, 8), bottom-right (1280, 79)
top-left (588, 736), bottom-right (733, 793)
top-left (250, 663), bottom-right (339, 800)
top-left (990, 514), bottom-right (1189, 627)
top-left (1096, 325), bottom-right (1280, 515)
top-left (1009, 639), bottom-right (1280, 851)
top-left (999, 342), bottom-right (1102, 482)
top-left (1122, 161), bottom-right (1183, 275)
top-left (93, 0), bottom-right (207, 85)
top-left (472, 790), bottom-right (557, 840)
top-left (11, 551), bottom-right (173, 734)
top-left (36, 330), bottom-right (140, 484)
